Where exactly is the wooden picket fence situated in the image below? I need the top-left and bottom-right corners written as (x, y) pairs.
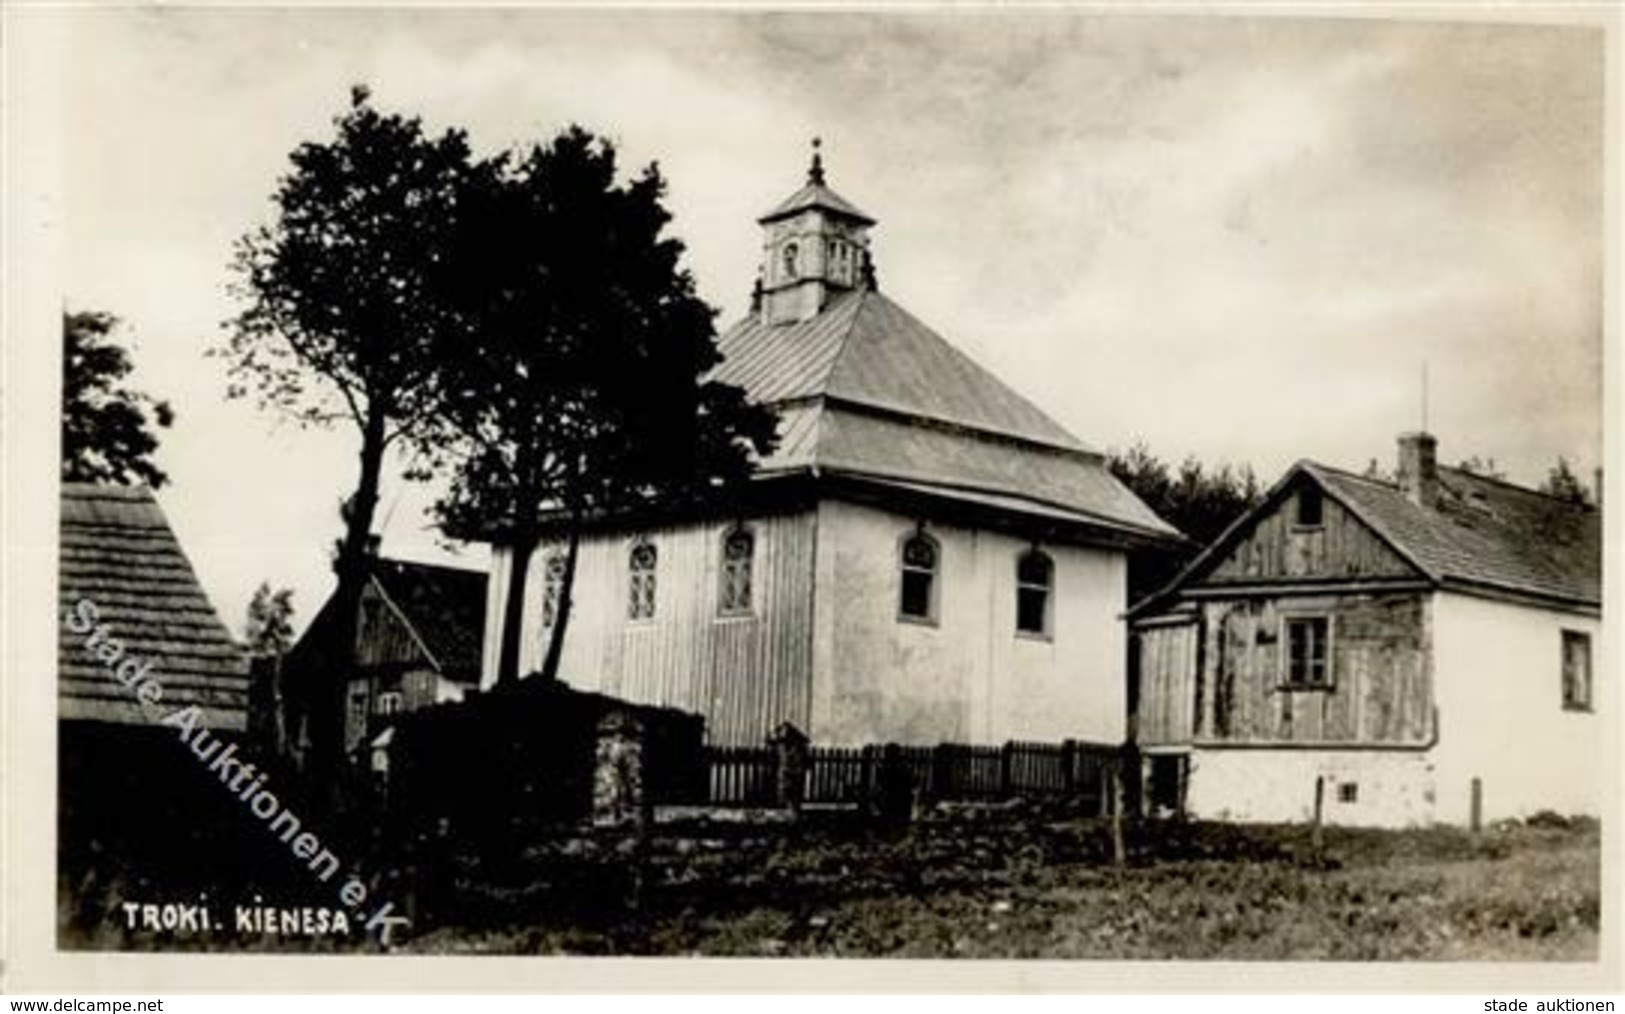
top-left (705, 738), bottom-right (1120, 815)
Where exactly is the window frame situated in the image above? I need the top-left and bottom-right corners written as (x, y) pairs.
top-left (375, 690), bottom-right (403, 717)
top-left (627, 538), bottom-right (658, 623)
top-left (1279, 613), bottom-right (1334, 691)
top-left (1561, 629), bottom-right (1593, 712)
top-left (1014, 548), bottom-right (1055, 640)
top-left (717, 524), bottom-right (756, 619)
top-left (897, 530), bottom-right (941, 627)
top-left (1294, 484), bottom-right (1325, 530)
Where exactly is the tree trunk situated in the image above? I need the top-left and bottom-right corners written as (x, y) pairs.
top-left (538, 520), bottom-right (582, 683)
top-left (314, 405), bottom-right (387, 795)
top-left (496, 529), bottom-right (540, 685)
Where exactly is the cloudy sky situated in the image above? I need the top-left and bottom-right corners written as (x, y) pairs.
top-left (22, 8), bottom-right (1607, 636)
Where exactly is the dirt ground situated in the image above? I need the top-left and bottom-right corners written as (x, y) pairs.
top-left (404, 811), bottom-right (1601, 960)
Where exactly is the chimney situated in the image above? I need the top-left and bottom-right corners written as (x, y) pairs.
top-left (1397, 432), bottom-right (1439, 508)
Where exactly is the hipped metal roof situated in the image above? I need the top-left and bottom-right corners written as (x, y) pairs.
top-left (712, 288), bottom-right (1181, 543)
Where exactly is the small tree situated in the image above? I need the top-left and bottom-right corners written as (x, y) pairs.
top-left (222, 86), bottom-right (474, 781)
top-left (244, 582), bottom-right (296, 657)
top-left (62, 310), bottom-right (174, 487)
top-left (425, 128), bottom-right (777, 686)
top-left (1540, 457), bottom-right (1594, 506)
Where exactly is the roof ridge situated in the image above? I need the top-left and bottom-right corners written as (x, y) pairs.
top-left (1438, 463), bottom-right (1595, 509)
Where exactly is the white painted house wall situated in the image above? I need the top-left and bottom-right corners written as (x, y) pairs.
top-left (482, 497), bottom-right (1132, 748)
top-left (810, 499), bottom-right (1127, 747)
top-left (1429, 591), bottom-right (1603, 823)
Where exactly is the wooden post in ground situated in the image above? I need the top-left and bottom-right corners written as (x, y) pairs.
top-left (1110, 765), bottom-right (1126, 868)
top-left (1470, 777), bottom-right (1483, 833)
top-left (1311, 775), bottom-right (1325, 862)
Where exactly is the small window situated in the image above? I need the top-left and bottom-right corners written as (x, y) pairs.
top-left (782, 242), bottom-right (800, 280)
top-left (376, 691), bottom-right (403, 717)
top-left (719, 526), bottom-right (755, 615)
top-left (1562, 630), bottom-right (1592, 711)
top-left (539, 552), bottom-right (566, 628)
top-left (628, 540), bottom-right (658, 621)
top-left (1296, 485), bottom-right (1324, 528)
top-left (1015, 549), bottom-right (1053, 637)
top-left (899, 532), bottom-right (939, 624)
top-left (1337, 782), bottom-right (1358, 804)
top-left (1284, 616), bottom-right (1331, 688)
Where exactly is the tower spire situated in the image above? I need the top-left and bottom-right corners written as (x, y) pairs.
top-left (808, 136), bottom-right (825, 186)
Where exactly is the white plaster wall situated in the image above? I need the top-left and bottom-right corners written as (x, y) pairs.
top-left (1185, 748), bottom-right (1437, 827)
top-left (812, 499), bottom-right (1127, 746)
top-left (1429, 592), bottom-right (1603, 823)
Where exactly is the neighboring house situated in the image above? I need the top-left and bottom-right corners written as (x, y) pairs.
top-left (482, 150), bottom-right (1181, 747)
top-left (59, 482), bottom-right (250, 729)
top-left (281, 548), bottom-right (487, 764)
top-left (1129, 433), bottom-right (1602, 827)
top-left (58, 483), bottom-right (252, 896)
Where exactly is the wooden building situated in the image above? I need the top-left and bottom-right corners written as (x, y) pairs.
top-left (280, 549), bottom-right (486, 765)
top-left (482, 150), bottom-right (1181, 746)
top-left (1129, 433), bottom-right (1602, 826)
top-left (58, 483), bottom-right (255, 922)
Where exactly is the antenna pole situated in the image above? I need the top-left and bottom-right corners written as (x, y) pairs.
top-left (1421, 360), bottom-right (1429, 433)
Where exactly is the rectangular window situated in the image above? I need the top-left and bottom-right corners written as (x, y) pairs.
top-left (1337, 782), bottom-right (1358, 804)
top-left (1296, 485), bottom-right (1324, 528)
top-left (1283, 616), bottom-right (1331, 688)
top-left (1015, 550), bottom-right (1053, 637)
top-left (1562, 630), bottom-right (1592, 711)
top-left (376, 690), bottom-right (403, 716)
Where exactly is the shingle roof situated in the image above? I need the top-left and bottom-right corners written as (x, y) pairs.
top-left (369, 557), bottom-right (487, 682)
top-left (712, 289), bottom-right (1180, 542)
top-left (58, 483), bottom-right (249, 729)
top-left (1309, 463), bottom-right (1600, 607)
top-left (758, 181), bottom-right (875, 226)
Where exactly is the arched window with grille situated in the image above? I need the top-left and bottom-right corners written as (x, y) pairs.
top-left (1015, 549), bottom-right (1054, 637)
top-left (782, 242), bottom-right (800, 280)
top-left (628, 540), bottom-right (658, 621)
top-left (898, 531), bottom-right (939, 624)
top-left (539, 552), bottom-right (567, 629)
top-left (718, 526), bottom-right (755, 616)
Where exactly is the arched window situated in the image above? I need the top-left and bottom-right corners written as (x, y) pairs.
top-left (718, 526), bottom-right (755, 616)
top-left (628, 540), bottom-right (658, 621)
top-left (782, 242), bottom-right (800, 280)
top-left (539, 552), bottom-right (567, 629)
top-left (1016, 549), bottom-right (1054, 636)
top-left (898, 531), bottom-right (939, 624)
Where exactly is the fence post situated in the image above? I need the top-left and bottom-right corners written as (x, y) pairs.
top-left (1061, 739), bottom-right (1077, 797)
top-left (931, 743), bottom-right (955, 803)
top-left (769, 722), bottom-right (810, 816)
top-left (1311, 775), bottom-right (1325, 861)
top-left (1110, 765), bottom-right (1126, 867)
top-left (999, 741), bottom-right (1014, 798)
top-left (1470, 777), bottom-right (1483, 833)
top-left (860, 745), bottom-right (877, 816)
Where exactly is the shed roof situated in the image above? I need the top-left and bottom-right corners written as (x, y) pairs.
top-left (59, 482), bottom-right (249, 729)
top-left (713, 289), bottom-right (1180, 543)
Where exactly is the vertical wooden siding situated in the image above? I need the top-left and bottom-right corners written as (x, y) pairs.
top-left (522, 511), bottom-right (817, 746)
top-left (1195, 593), bottom-right (1432, 745)
top-left (1209, 489), bottom-right (1416, 582)
top-left (1134, 621), bottom-right (1198, 746)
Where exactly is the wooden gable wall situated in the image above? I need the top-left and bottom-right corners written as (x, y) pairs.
top-left (1205, 482), bottom-right (1417, 585)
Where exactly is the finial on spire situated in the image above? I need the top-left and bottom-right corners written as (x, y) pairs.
top-left (808, 136), bottom-right (825, 186)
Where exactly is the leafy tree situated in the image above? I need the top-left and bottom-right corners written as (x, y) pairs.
top-left (62, 310), bottom-right (174, 487)
top-left (222, 86), bottom-right (474, 779)
top-left (1540, 457), bottom-right (1594, 506)
top-left (423, 128), bottom-right (777, 686)
top-left (1109, 442), bottom-right (1262, 600)
top-left (244, 582), bottom-right (296, 656)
